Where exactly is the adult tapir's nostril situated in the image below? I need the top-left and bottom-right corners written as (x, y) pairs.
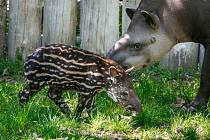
top-left (106, 47), bottom-right (115, 58)
top-left (107, 34), bottom-right (131, 58)
top-left (107, 42), bottom-right (122, 58)
top-left (107, 45), bottom-right (125, 64)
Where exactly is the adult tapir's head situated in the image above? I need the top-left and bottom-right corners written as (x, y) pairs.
top-left (107, 0), bottom-right (176, 68)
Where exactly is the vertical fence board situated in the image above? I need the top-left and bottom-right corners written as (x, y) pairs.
top-left (0, 0), bottom-right (7, 57)
top-left (160, 43), bottom-right (199, 71)
top-left (122, 0), bottom-right (141, 34)
top-left (43, 0), bottom-right (77, 45)
top-left (8, 0), bottom-right (42, 59)
top-left (80, 0), bottom-right (119, 54)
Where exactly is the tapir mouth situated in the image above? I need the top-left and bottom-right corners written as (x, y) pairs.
top-left (125, 104), bottom-right (142, 115)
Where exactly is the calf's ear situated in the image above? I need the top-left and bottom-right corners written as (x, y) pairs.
top-left (109, 66), bottom-right (119, 77)
top-left (125, 66), bottom-right (135, 73)
top-left (126, 8), bottom-right (136, 19)
top-left (141, 10), bottom-right (160, 30)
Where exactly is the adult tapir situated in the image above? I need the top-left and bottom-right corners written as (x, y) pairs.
top-left (107, 0), bottom-right (210, 111)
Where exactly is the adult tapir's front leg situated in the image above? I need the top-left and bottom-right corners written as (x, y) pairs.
top-left (185, 45), bottom-right (210, 111)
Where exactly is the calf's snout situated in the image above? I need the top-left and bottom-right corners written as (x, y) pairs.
top-left (129, 96), bottom-right (142, 113)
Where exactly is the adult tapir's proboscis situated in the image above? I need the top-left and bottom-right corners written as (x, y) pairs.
top-left (107, 0), bottom-right (210, 111)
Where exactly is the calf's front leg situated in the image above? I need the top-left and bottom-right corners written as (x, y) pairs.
top-left (19, 83), bottom-right (40, 106)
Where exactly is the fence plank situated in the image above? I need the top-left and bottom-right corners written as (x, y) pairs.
top-left (0, 0), bottom-right (7, 57)
top-left (122, 0), bottom-right (141, 34)
top-left (80, 0), bottom-right (119, 54)
top-left (8, 0), bottom-right (42, 59)
top-left (160, 43), bottom-right (199, 71)
top-left (43, 0), bottom-right (77, 45)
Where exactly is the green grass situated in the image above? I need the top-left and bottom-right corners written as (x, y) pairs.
top-left (0, 58), bottom-right (209, 140)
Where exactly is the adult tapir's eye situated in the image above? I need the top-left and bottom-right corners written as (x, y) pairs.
top-left (134, 43), bottom-right (141, 49)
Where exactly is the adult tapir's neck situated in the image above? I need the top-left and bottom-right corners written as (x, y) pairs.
top-left (160, 0), bottom-right (210, 44)
top-left (137, 0), bottom-right (166, 12)
top-left (160, 0), bottom-right (196, 43)
top-left (138, 0), bottom-right (210, 44)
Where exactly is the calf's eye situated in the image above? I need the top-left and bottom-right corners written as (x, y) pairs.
top-left (111, 77), bottom-right (117, 84)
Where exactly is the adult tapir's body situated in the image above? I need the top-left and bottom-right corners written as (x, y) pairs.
top-left (107, 0), bottom-right (210, 111)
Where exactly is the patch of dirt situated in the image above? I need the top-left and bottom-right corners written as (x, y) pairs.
top-left (59, 127), bottom-right (141, 140)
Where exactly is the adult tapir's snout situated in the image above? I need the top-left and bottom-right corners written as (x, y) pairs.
top-left (107, 34), bottom-right (131, 66)
top-left (106, 46), bottom-right (125, 66)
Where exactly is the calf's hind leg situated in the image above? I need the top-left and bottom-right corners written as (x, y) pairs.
top-left (48, 87), bottom-right (70, 114)
top-left (85, 96), bottom-right (96, 116)
top-left (19, 83), bottom-right (40, 106)
top-left (74, 94), bottom-right (95, 118)
top-left (74, 94), bottom-right (86, 118)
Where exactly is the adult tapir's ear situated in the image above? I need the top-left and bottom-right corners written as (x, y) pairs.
top-left (141, 10), bottom-right (160, 30)
top-left (109, 66), bottom-right (119, 77)
top-left (126, 8), bottom-right (136, 19)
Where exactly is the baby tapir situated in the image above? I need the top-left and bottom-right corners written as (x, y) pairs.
top-left (19, 44), bottom-right (141, 118)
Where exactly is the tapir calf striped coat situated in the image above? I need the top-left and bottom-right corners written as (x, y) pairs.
top-left (19, 44), bottom-right (141, 118)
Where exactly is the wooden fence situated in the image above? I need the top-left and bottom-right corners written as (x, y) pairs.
top-left (80, 0), bottom-right (119, 54)
top-left (0, 0), bottom-right (205, 71)
top-left (43, 0), bottom-right (77, 45)
top-left (0, 0), bottom-right (7, 57)
top-left (8, 0), bottom-right (42, 59)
